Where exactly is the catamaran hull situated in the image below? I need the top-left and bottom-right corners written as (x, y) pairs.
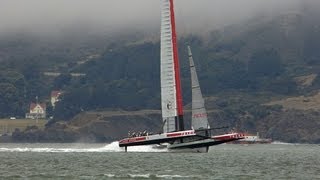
top-left (119, 130), bottom-right (197, 147)
top-left (167, 133), bottom-right (244, 151)
top-left (118, 135), bottom-right (194, 147)
top-left (119, 131), bottom-right (245, 152)
top-left (167, 138), bottom-right (238, 150)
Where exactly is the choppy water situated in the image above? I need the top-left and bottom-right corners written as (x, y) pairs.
top-left (0, 142), bottom-right (319, 179)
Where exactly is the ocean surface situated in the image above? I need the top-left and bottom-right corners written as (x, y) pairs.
top-left (0, 142), bottom-right (319, 179)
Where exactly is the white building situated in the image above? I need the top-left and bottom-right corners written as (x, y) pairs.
top-left (25, 103), bottom-right (46, 119)
top-left (51, 90), bottom-right (62, 108)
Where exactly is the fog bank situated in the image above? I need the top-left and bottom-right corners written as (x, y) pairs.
top-left (0, 0), bottom-right (310, 36)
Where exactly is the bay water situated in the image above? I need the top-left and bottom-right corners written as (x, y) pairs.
top-left (0, 142), bottom-right (319, 179)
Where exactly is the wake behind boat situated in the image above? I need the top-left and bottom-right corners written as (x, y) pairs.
top-left (118, 0), bottom-right (244, 152)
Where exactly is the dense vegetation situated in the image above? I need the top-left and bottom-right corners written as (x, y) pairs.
top-left (1, 6), bottom-right (320, 140)
top-left (52, 9), bottom-right (320, 122)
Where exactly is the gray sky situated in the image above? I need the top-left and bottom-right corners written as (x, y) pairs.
top-left (0, 0), bottom-right (303, 36)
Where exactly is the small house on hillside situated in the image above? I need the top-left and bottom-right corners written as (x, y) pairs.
top-left (25, 103), bottom-right (46, 119)
top-left (51, 90), bottom-right (62, 108)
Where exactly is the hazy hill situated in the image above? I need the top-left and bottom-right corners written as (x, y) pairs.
top-left (2, 3), bottom-right (320, 143)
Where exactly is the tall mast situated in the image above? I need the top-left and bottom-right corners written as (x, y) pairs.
top-left (170, 0), bottom-right (184, 131)
top-left (169, 0), bottom-right (183, 118)
top-left (160, 0), bottom-right (184, 132)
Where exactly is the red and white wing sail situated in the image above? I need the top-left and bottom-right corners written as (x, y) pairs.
top-left (160, 0), bottom-right (184, 133)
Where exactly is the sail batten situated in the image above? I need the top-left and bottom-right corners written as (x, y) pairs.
top-left (188, 46), bottom-right (210, 130)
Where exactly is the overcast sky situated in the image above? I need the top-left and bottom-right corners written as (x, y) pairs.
top-left (0, 0), bottom-right (304, 36)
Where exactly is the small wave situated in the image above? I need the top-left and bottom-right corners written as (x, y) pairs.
top-left (103, 174), bottom-right (116, 178)
top-left (155, 174), bottom-right (195, 178)
top-left (271, 141), bottom-right (295, 145)
top-left (0, 141), bottom-right (168, 153)
top-left (128, 174), bottom-right (151, 178)
top-left (128, 174), bottom-right (195, 179)
top-left (102, 173), bottom-right (195, 179)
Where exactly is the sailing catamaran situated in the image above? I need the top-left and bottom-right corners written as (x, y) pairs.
top-left (118, 0), bottom-right (244, 152)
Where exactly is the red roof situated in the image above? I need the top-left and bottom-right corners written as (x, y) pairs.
top-left (30, 103), bottom-right (46, 111)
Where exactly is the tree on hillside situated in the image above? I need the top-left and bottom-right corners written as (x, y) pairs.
top-left (0, 71), bottom-right (26, 117)
top-left (0, 83), bottom-right (22, 117)
top-left (53, 73), bottom-right (72, 89)
top-left (248, 49), bottom-right (283, 77)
